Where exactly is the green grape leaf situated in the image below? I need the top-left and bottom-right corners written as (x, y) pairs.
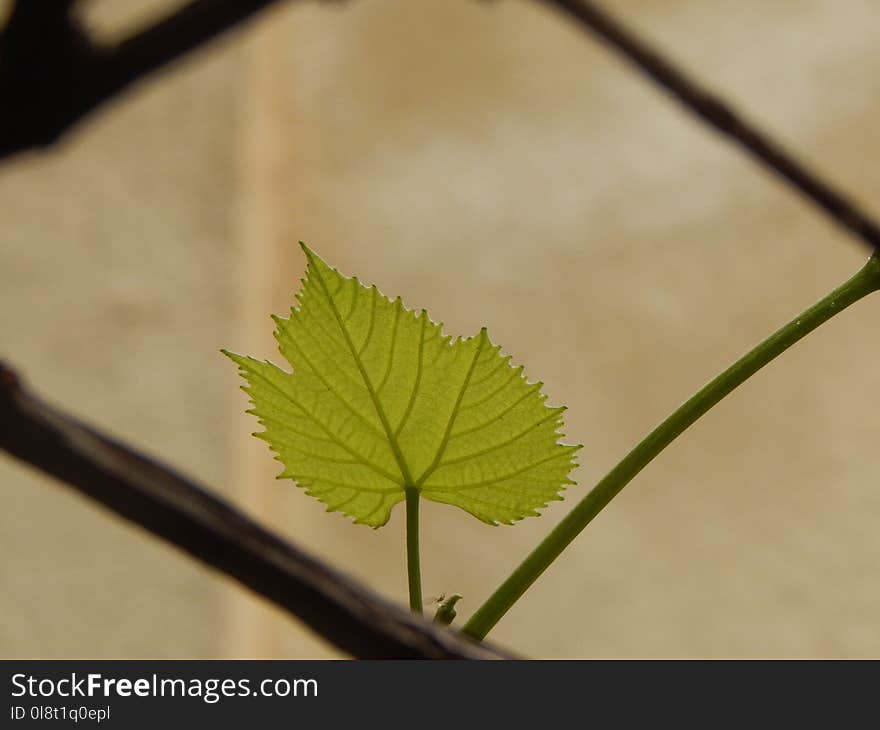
top-left (224, 244), bottom-right (580, 528)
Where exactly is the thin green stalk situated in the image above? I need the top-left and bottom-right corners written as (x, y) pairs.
top-left (463, 253), bottom-right (880, 640)
top-left (405, 487), bottom-right (423, 612)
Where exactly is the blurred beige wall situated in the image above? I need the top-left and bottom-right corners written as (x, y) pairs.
top-left (2, 0), bottom-right (879, 658)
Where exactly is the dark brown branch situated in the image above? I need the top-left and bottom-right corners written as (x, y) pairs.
top-left (537, 0), bottom-right (880, 250)
top-left (0, 0), bottom-right (301, 160)
top-left (0, 362), bottom-right (509, 660)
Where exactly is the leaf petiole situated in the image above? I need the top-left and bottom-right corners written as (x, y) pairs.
top-left (463, 252), bottom-right (880, 640)
top-left (405, 486), bottom-right (423, 612)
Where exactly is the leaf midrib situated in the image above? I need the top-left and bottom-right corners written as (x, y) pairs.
top-left (308, 256), bottom-right (418, 487)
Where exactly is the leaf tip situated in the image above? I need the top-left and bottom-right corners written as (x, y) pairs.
top-left (223, 349), bottom-right (250, 370)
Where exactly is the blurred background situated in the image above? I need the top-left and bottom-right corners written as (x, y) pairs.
top-left (2, 0), bottom-right (879, 658)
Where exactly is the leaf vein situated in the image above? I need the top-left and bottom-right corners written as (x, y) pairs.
top-left (342, 277), bottom-right (359, 323)
top-left (449, 382), bottom-right (543, 442)
top-left (297, 477), bottom-right (399, 494)
top-left (460, 365), bottom-right (521, 412)
top-left (377, 300), bottom-right (402, 396)
top-left (277, 328), bottom-right (388, 443)
top-left (394, 313), bottom-right (426, 437)
top-left (425, 450), bottom-right (573, 492)
top-left (309, 255), bottom-right (417, 486)
top-left (469, 353), bottom-right (509, 388)
top-left (360, 493), bottom-right (389, 523)
top-left (241, 362), bottom-right (401, 484)
top-left (433, 409), bottom-right (562, 469)
top-left (414, 332), bottom-right (487, 486)
top-left (357, 286), bottom-right (378, 356)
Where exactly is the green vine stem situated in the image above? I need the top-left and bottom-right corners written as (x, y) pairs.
top-left (405, 487), bottom-right (423, 612)
top-left (463, 253), bottom-right (880, 640)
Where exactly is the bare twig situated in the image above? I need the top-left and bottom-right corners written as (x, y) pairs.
top-left (0, 0), bottom-right (300, 160)
top-left (0, 362), bottom-right (510, 660)
top-left (536, 0), bottom-right (880, 250)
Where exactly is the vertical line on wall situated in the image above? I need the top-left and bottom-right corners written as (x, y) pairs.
top-left (224, 9), bottom-right (289, 660)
